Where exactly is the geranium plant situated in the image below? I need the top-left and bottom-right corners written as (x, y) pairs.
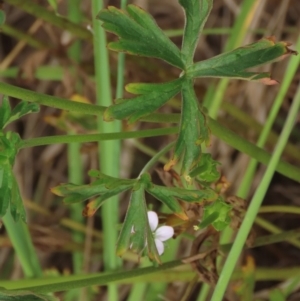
top-left (0, 0), bottom-right (298, 300)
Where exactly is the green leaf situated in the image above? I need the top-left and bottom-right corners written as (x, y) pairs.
top-left (0, 287), bottom-right (58, 301)
top-left (180, 0), bottom-right (213, 66)
top-left (116, 174), bottom-right (160, 263)
top-left (104, 78), bottom-right (183, 123)
top-left (2, 132), bottom-right (21, 165)
top-left (189, 153), bottom-right (220, 183)
top-left (7, 101), bottom-right (40, 126)
top-left (165, 78), bottom-right (210, 178)
top-left (0, 97), bottom-right (39, 129)
top-left (187, 37), bottom-right (298, 83)
top-left (51, 171), bottom-right (135, 211)
top-left (200, 198), bottom-right (232, 231)
top-left (147, 184), bottom-right (217, 218)
top-left (0, 132), bottom-right (25, 222)
top-left (198, 211), bottom-right (219, 229)
top-left (0, 163), bottom-right (12, 218)
top-left (0, 96), bottom-right (11, 129)
top-left (97, 5), bottom-right (185, 69)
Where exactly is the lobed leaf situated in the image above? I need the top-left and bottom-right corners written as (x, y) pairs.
top-left (7, 101), bottom-right (40, 126)
top-left (147, 184), bottom-right (217, 218)
top-left (187, 37), bottom-right (297, 83)
top-left (179, 0), bottom-right (213, 66)
top-left (116, 175), bottom-right (160, 263)
top-left (165, 78), bottom-right (210, 178)
top-left (189, 153), bottom-right (221, 183)
top-left (104, 78), bottom-right (183, 123)
top-left (97, 5), bottom-right (185, 69)
top-left (51, 171), bottom-right (135, 215)
top-left (200, 198), bottom-right (232, 231)
top-left (0, 97), bottom-right (40, 129)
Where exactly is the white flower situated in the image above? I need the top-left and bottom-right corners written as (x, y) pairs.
top-left (148, 211), bottom-right (174, 255)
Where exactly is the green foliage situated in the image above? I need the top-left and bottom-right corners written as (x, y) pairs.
top-left (189, 153), bottom-right (221, 184)
top-left (180, 0), bottom-right (213, 65)
top-left (49, 0), bottom-right (297, 262)
top-left (116, 174), bottom-right (160, 262)
top-left (52, 169), bottom-right (216, 217)
top-left (199, 198), bottom-right (232, 231)
top-left (0, 96), bottom-right (39, 130)
top-left (1, 0), bottom-right (297, 273)
top-left (148, 184), bottom-right (217, 216)
top-left (0, 288), bottom-right (58, 301)
top-left (97, 5), bottom-right (184, 69)
top-left (187, 37), bottom-right (297, 83)
top-left (104, 78), bottom-right (183, 123)
top-left (0, 97), bottom-right (39, 222)
top-left (0, 132), bottom-right (26, 222)
top-left (52, 170), bottom-right (135, 205)
top-left (165, 78), bottom-right (210, 177)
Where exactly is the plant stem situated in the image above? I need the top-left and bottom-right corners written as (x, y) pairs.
top-left (18, 128), bottom-right (179, 149)
top-left (138, 142), bottom-right (175, 177)
top-left (6, 0), bottom-right (92, 40)
top-left (92, 0), bottom-right (120, 300)
top-left (1, 24), bottom-right (50, 49)
top-left (1, 82), bottom-right (299, 182)
top-left (67, 0), bottom-right (84, 291)
top-left (0, 82), bottom-right (105, 115)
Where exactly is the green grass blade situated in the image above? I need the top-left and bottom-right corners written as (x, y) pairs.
top-left (238, 35), bottom-right (300, 197)
top-left (92, 0), bottom-right (121, 300)
top-left (67, 2), bottom-right (84, 296)
top-left (211, 83), bottom-right (300, 301)
top-left (3, 212), bottom-right (42, 278)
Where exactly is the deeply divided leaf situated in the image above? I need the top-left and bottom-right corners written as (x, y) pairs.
top-left (187, 37), bottom-right (298, 83)
top-left (200, 198), bottom-right (232, 231)
top-left (189, 153), bottom-right (221, 184)
top-left (165, 78), bottom-right (210, 178)
top-left (97, 5), bottom-right (185, 69)
top-left (104, 78), bottom-right (183, 123)
top-left (180, 0), bottom-right (213, 66)
top-left (116, 175), bottom-right (160, 263)
top-left (8, 101), bottom-right (40, 125)
top-left (147, 184), bottom-right (217, 220)
top-left (0, 97), bottom-right (39, 129)
top-left (51, 171), bottom-right (135, 216)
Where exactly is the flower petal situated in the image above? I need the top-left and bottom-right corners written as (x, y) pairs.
top-left (155, 226), bottom-right (174, 241)
top-left (155, 238), bottom-right (164, 255)
top-left (147, 211), bottom-right (158, 231)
